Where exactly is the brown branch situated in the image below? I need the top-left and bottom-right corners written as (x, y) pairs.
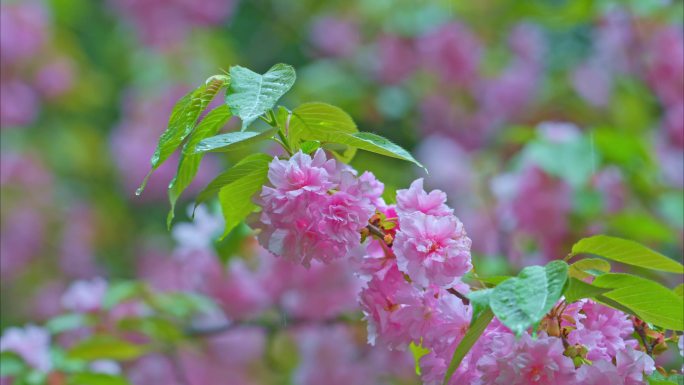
top-left (447, 288), bottom-right (470, 305)
top-left (633, 318), bottom-right (653, 356)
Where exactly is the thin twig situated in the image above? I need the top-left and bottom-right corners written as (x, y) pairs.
top-left (447, 288), bottom-right (470, 305)
top-left (634, 318), bottom-right (653, 356)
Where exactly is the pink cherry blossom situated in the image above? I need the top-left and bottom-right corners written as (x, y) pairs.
top-left (575, 360), bottom-right (623, 385)
top-left (0, 325), bottom-right (52, 373)
top-left (615, 346), bottom-right (655, 385)
top-left (479, 333), bottom-right (576, 385)
top-left (0, 2), bottom-right (48, 66)
top-left (358, 266), bottom-right (422, 350)
top-left (419, 22), bottom-right (481, 87)
top-left (262, 257), bottom-right (362, 321)
top-left (414, 286), bottom-right (471, 353)
top-left (61, 277), bottom-right (108, 313)
top-left (293, 325), bottom-right (374, 385)
top-left (393, 211), bottom-right (472, 288)
top-left (257, 150), bottom-right (376, 266)
top-left (0, 79), bottom-right (39, 128)
top-left (396, 178), bottom-right (453, 217)
top-left (566, 300), bottom-right (635, 361)
top-left (374, 34), bottom-right (418, 84)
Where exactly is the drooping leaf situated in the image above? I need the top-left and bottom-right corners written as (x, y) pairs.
top-left (217, 166), bottom-right (270, 238)
top-left (70, 373), bottom-right (131, 385)
top-left (194, 128), bottom-right (277, 153)
top-left (409, 341), bottom-right (430, 375)
top-left (167, 105), bottom-right (232, 227)
top-left (564, 277), bottom-right (610, 303)
top-left (568, 258), bottom-right (611, 280)
top-left (68, 336), bottom-right (146, 360)
top-left (442, 308), bottom-right (494, 385)
top-left (193, 153), bottom-right (272, 211)
top-left (489, 260), bottom-right (568, 335)
top-left (289, 103), bottom-right (424, 169)
top-left (138, 75), bottom-right (229, 194)
top-left (346, 132), bottom-right (426, 171)
top-left (592, 273), bottom-right (684, 330)
top-left (289, 102), bottom-right (358, 161)
top-left (225, 63), bottom-right (296, 130)
top-left (571, 235), bottom-right (684, 273)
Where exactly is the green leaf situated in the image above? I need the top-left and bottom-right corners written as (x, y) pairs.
top-left (68, 336), bottom-right (146, 360)
top-left (442, 308), bottom-right (494, 385)
top-left (289, 103), bottom-right (424, 169)
top-left (592, 273), bottom-right (684, 330)
top-left (608, 213), bottom-right (676, 244)
top-left (564, 277), bottom-right (610, 303)
top-left (409, 342), bottom-right (430, 375)
top-left (467, 288), bottom-right (493, 323)
top-left (193, 153), bottom-right (272, 211)
top-left (102, 281), bottom-right (145, 310)
top-left (217, 164), bottom-right (269, 238)
top-left (674, 284), bottom-right (684, 297)
top-left (268, 331), bottom-right (299, 374)
top-left (522, 132), bottom-right (597, 188)
top-left (648, 372), bottom-right (684, 385)
top-left (117, 316), bottom-right (184, 343)
top-left (167, 105), bottom-right (232, 227)
top-left (571, 235), bottom-right (684, 273)
top-left (194, 128), bottom-right (277, 153)
top-left (489, 260), bottom-right (568, 335)
top-left (225, 63), bottom-right (296, 130)
top-left (137, 75), bottom-right (229, 195)
top-left (288, 102), bottom-right (358, 161)
top-left (70, 373), bottom-right (131, 385)
top-left (568, 258), bottom-right (611, 280)
top-left (346, 132), bottom-right (426, 171)
top-left (300, 140), bottom-right (321, 154)
top-left (475, 275), bottom-right (512, 286)
top-left (1, 352), bottom-right (26, 377)
top-left (215, 222), bottom-right (253, 265)
top-left (45, 313), bottom-right (86, 334)
top-left (150, 292), bottom-right (217, 319)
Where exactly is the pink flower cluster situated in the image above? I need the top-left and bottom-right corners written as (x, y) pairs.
top-left (254, 152), bottom-right (659, 384)
top-left (0, 1), bottom-right (75, 128)
top-left (257, 150), bottom-right (381, 266)
top-left (417, 300), bottom-right (655, 385)
top-left (394, 179), bottom-right (472, 287)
